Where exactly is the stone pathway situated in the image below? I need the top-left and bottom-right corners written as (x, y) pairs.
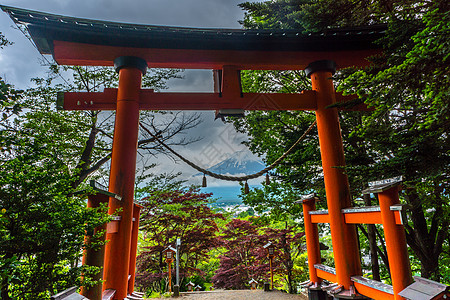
top-left (178, 289), bottom-right (308, 300)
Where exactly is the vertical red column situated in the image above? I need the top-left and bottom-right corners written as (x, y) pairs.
top-left (127, 204), bottom-right (142, 295)
top-left (307, 60), bottom-right (361, 290)
top-left (300, 195), bottom-right (328, 299)
top-left (103, 56), bottom-right (147, 299)
top-left (378, 185), bottom-right (412, 299)
top-left (300, 196), bottom-right (321, 285)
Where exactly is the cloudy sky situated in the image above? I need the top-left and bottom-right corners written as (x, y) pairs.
top-left (0, 0), bottom-right (253, 88)
top-left (0, 0), bottom-right (265, 187)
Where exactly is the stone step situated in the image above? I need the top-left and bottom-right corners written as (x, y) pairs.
top-left (126, 295), bottom-right (143, 300)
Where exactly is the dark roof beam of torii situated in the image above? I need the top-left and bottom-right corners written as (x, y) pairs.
top-left (1, 5), bottom-right (385, 70)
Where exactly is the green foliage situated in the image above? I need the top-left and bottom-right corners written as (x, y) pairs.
top-left (0, 33), bottom-right (22, 121)
top-left (0, 32), bottom-right (11, 49)
top-left (239, 0), bottom-right (308, 30)
top-left (0, 255), bottom-right (20, 295)
top-left (239, 0), bottom-right (388, 31)
top-left (238, 0), bottom-right (450, 284)
top-left (197, 248), bottom-right (221, 284)
top-left (0, 131), bottom-right (106, 298)
top-left (0, 60), bottom-right (85, 298)
top-left (0, 72), bottom-right (115, 297)
top-left (240, 182), bottom-right (302, 223)
top-left (0, 30), bottom-right (187, 298)
top-left (336, 1), bottom-right (449, 281)
top-left (0, 78), bottom-right (22, 118)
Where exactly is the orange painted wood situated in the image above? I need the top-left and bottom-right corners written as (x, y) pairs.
top-left (302, 200), bottom-right (322, 284)
top-left (341, 211), bottom-right (403, 225)
top-left (103, 67), bottom-right (143, 299)
top-left (316, 268), bottom-right (337, 283)
top-left (53, 40), bottom-right (380, 70)
top-left (378, 187), bottom-right (413, 299)
top-left (106, 220), bottom-right (119, 234)
top-left (270, 257), bottom-right (274, 289)
top-left (353, 282), bottom-right (395, 300)
top-left (127, 204), bottom-right (142, 295)
top-left (221, 65), bottom-right (242, 99)
top-left (310, 213), bottom-right (331, 224)
top-left (61, 89), bottom-right (318, 111)
top-left (61, 88), bottom-right (370, 112)
top-left (344, 211), bottom-right (382, 224)
top-left (313, 70), bottom-right (361, 289)
top-left (394, 211), bottom-right (403, 225)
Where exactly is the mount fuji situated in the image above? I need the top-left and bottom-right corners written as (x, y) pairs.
top-left (194, 150), bottom-right (265, 205)
top-left (194, 149), bottom-right (265, 177)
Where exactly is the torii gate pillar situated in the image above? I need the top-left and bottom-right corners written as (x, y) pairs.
top-left (103, 57), bottom-right (147, 299)
top-left (307, 60), bottom-right (362, 290)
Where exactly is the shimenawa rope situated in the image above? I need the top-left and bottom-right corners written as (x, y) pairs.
top-left (139, 120), bottom-right (317, 182)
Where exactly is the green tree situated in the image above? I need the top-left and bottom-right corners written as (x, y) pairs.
top-left (0, 30), bottom-right (202, 297)
top-left (237, 0), bottom-right (450, 282)
top-left (337, 1), bottom-right (450, 280)
top-left (0, 76), bottom-right (109, 298)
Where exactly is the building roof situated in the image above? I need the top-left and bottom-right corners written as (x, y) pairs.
top-left (1, 5), bottom-right (386, 70)
top-left (263, 242), bottom-right (274, 249)
top-left (163, 246), bottom-right (177, 253)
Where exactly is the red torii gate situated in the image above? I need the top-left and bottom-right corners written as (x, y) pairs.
top-left (2, 5), bottom-right (417, 300)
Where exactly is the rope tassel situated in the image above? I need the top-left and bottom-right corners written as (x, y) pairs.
top-left (244, 181), bottom-right (249, 194)
top-left (202, 174), bottom-right (207, 187)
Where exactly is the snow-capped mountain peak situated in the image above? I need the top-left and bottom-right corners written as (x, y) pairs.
top-left (194, 149), bottom-right (265, 176)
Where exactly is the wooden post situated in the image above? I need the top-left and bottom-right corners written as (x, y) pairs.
top-left (127, 204), bottom-right (142, 295)
top-left (269, 256), bottom-right (273, 290)
top-left (264, 242), bottom-right (275, 290)
top-left (168, 259), bottom-right (173, 293)
top-left (103, 56), bottom-right (147, 299)
top-left (298, 195), bottom-right (328, 299)
top-left (299, 195), bottom-right (322, 285)
top-left (378, 185), bottom-right (412, 299)
top-left (307, 60), bottom-right (361, 290)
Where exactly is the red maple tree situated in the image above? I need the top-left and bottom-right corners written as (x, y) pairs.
top-left (135, 189), bottom-right (223, 293)
top-left (212, 218), bottom-right (305, 293)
